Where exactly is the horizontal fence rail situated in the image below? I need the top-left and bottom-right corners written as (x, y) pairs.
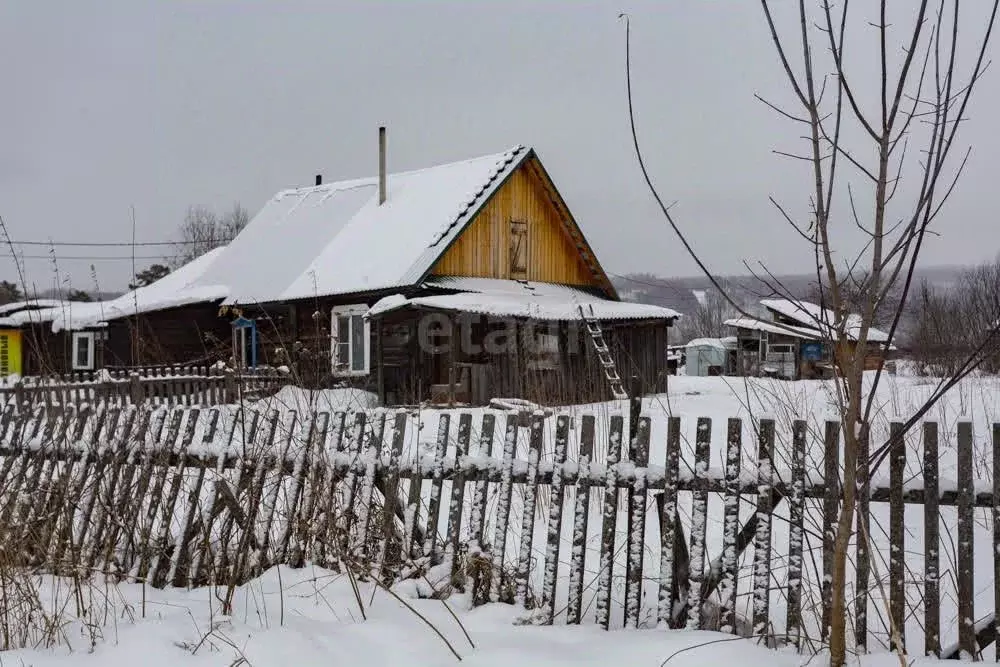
top-left (0, 405), bottom-right (995, 659)
top-left (0, 366), bottom-right (288, 410)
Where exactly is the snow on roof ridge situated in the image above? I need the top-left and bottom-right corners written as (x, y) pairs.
top-left (428, 146), bottom-right (525, 247)
top-left (273, 145), bottom-right (525, 206)
top-left (0, 298), bottom-right (68, 316)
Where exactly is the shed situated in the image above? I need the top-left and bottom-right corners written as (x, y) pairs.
top-left (684, 338), bottom-right (729, 376)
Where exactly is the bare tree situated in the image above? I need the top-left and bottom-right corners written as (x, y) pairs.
top-left (0, 280), bottom-right (22, 305)
top-left (623, 2), bottom-right (998, 664)
top-left (173, 202), bottom-right (248, 266)
top-left (805, 269), bottom-right (906, 330)
top-left (907, 259), bottom-right (1000, 375)
top-left (675, 284), bottom-right (739, 342)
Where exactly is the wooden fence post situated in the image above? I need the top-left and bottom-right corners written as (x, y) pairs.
top-left (224, 370), bottom-right (237, 404)
top-left (956, 420), bottom-right (975, 658)
top-left (13, 380), bottom-right (24, 413)
top-left (129, 373), bottom-right (143, 406)
top-left (657, 415), bottom-right (681, 629)
top-left (888, 421), bottom-right (906, 654)
top-left (752, 418), bottom-right (775, 639)
top-left (923, 421), bottom-right (940, 658)
top-left (467, 413), bottom-right (496, 559)
top-left (377, 412), bottom-right (407, 579)
top-left (624, 415), bottom-right (650, 629)
top-left (445, 413), bottom-right (472, 568)
top-left (786, 420), bottom-right (807, 649)
top-left (540, 414), bottom-right (570, 623)
top-left (718, 418), bottom-right (742, 634)
top-left (596, 414), bottom-right (624, 630)
top-left (686, 417), bottom-right (711, 630)
top-left (488, 414), bottom-right (520, 604)
top-left (514, 413), bottom-right (543, 609)
top-left (566, 415), bottom-right (595, 625)
top-left (467, 413), bottom-right (497, 605)
top-left (423, 414), bottom-right (450, 562)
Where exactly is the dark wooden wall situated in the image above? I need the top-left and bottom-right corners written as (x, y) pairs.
top-left (370, 310), bottom-right (671, 406)
top-left (104, 303), bottom-right (232, 368)
top-left (234, 295), bottom-right (673, 407)
top-left (21, 324), bottom-right (72, 376)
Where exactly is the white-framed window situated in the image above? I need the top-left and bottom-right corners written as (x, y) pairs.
top-left (72, 331), bottom-right (96, 370)
top-left (768, 343), bottom-right (794, 354)
top-left (331, 305), bottom-right (370, 376)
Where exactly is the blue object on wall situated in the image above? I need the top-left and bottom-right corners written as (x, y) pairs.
top-left (801, 341), bottom-right (823, 361)
top-left (232, 316), bottom-right (258, 368)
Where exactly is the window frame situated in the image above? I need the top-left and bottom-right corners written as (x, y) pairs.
top-left (331, 304), bottom-right (371, 377)
top-left (71, 331), bottom-right (96, 370)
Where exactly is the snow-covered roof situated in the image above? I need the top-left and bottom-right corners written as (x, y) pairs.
top-left (193, 147), bottom-right (531, 305)
top-left (0, 299), bottom-right (67, 316)
top-left (685, 337), bottom-right (728, 349)
top-left (725, 316), bottom-right (823, 340)
top-left (367, 287), bottom-right (681, 323)
top-left (761, 298), bottom-right (891, 343)
top-left (0, 248), bottom-right (228, 332)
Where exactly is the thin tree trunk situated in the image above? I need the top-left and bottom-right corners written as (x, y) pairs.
top-left (830, 427), bottom-right (857, 667)
top-left (830, 365), bottom-right (862, 667)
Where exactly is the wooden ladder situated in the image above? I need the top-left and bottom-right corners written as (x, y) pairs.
top-left (578, 304), bottom-right (628, 400)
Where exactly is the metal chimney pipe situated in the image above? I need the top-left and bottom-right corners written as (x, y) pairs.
top-left (378, 126), bottom-right (387, 205)
top-left (315, 174), bottom-right (322, 186)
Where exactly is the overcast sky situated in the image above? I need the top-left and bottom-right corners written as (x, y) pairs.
top-left (2, 1), bottom-right (998, 295)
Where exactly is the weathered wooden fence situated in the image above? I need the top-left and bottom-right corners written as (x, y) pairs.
top-left (0, 406), bottom-right (994, 659)
top-left (0, 366), bottom-right (288, 410)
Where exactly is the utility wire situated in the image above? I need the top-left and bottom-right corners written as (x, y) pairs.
top-left (6, 239), bottom-right (231, 247)
top-left (4, 254), bottom-right (174, 261)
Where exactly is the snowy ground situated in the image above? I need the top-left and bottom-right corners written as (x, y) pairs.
top-left (0, 566), bottom-right (959, 667)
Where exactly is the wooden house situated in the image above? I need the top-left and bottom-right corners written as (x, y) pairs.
top-left (725, 298), bottom-right (894, 380)
top-left (188, 135), bottom-right (681, 405)
top-left (0, 249), bottom-right (231, 377)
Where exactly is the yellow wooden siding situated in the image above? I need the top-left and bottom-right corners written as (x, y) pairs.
top-left (430, 162), bottom-right (601, 288)
top-left (0, 329), bottom-right (22, 376)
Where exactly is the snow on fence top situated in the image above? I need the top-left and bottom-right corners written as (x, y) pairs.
top-left (0, 406), bottom-right (992, 656)
top-left (0, 364), bottom-right (289, 409)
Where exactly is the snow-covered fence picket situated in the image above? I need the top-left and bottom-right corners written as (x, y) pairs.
top-left (0, 365), bottom-right (287, 410)
top-left (0, 404), bottom-right (996, 659)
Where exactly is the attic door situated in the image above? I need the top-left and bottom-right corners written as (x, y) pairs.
top-left (509, 220), bottom-right (528, 280)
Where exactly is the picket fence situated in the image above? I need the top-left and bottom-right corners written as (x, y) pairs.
top-left (0, 405), bottom-right (995, 660)
top-left (0, 365), bottom-right (287, 409)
